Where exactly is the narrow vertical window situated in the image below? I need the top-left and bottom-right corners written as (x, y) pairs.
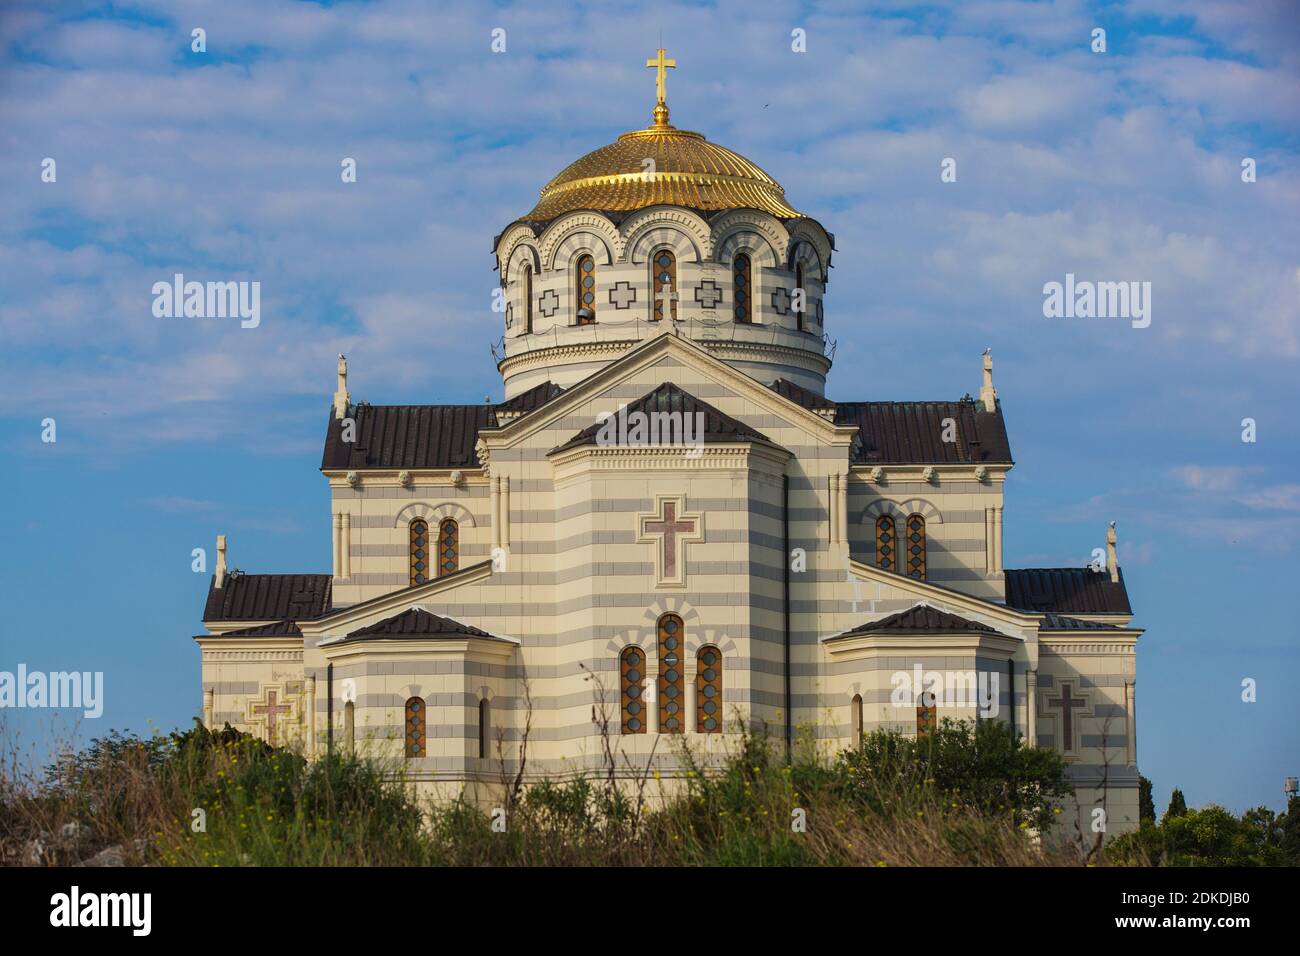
top-left (917, 690), bottom-right (937, 738)
top-left (405, 697), bottom-right (426, 758)
top-left (696, 645), bottom-right (722, 733)
top-left (875, 515), bottom-right (896, 571)
top-left (733, 254), bottom-right (752, 323)
top-left (343, 701), bottom-right (355, 756)
top-left (651, 250), bottom-right (676, 321)
top-left (437, 518), bottom-right (458, 577)
top-left (658, 614), bottom-right (685, 733)
top-left (478, 698), bottom-right (490, 759)
top-left (575, 254), bottom-right (596, 324)
top-left (851, 694), bottom-right (863, 744)
top-left (523, 263), bottom-right (533, 333)
top-left (905, 514), bottom-right (926, 581)
top-left (795, 263), bottom-right (805, 331)
top-left (409, 519), bottom-right (429, 586)
top-left (620, 646), bottom-right (646, 734)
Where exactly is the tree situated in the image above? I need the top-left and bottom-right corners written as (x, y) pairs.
top-left (1139, 775), bottom-right (1155, 824)
top-left (1165, 787), bottom-right (1187, 820)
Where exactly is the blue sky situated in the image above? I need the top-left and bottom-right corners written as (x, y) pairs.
top-left (1, 0), bottom-right (1297, 815)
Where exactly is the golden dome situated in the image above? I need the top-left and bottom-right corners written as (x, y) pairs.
top-left (522, 122), bottom-right (803, 222)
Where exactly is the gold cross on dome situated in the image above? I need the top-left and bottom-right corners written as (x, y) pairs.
top-left (646, 47), bottom-right (676, 114)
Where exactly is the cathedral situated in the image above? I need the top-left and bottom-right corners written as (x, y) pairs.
top-left (195, 53), bottom-right (1143, 836)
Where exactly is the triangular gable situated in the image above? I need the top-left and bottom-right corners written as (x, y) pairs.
top-left (846, 558), bottom-right (1042, 633)
top-left (477, 326), bottom-right (858, 459)
top-left (299, 560), bottom-right (495, 638)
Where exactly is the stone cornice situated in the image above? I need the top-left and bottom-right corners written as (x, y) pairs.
top-left (822, 630), bottom-right (1021, 659)
top-left (549, 442), bottom-right (790, 487)
top-left (195, 636), bottom-right (303, 660)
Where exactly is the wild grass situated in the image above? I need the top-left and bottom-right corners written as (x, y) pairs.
top-left (2, 714), bottom-right (1092, 867)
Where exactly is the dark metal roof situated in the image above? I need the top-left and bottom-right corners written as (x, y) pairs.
top-left (550, 382), bottom-right (776, 454)
top-left (320, 384), bottom-right (566, 471)
top-left (215, 619), bottom-right (303, 637)
top-left (1038, 613), bottom-right (1127, 632)
top-left (834, 399), bottom-right (1013, 465)
top-left (203, 574), bottom-right (332, 623)
top-left (321, 404), bottom-right (494, 471)
top-left (839, 603), bottom-right (1005, 637)
top-left (497, 381), bottom-right (564, 415)
top-left (1005, 568), bottom-right (1133, 615)
top-left (344, 606), bottom-right (496, 641)
top-left (769, 378), bottom-right (837, 414)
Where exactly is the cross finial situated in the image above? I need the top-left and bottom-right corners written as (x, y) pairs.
top-left (645, 47), bottom-right (677, 127)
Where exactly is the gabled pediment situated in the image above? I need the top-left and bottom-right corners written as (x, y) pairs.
top-left (477, 326), bottom-right (858, 467)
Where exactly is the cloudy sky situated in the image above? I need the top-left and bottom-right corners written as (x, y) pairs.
top-left (1, 0), bottom-right (1297, 814)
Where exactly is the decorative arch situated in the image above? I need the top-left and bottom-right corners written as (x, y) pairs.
top-left (504, 240), bottom-right (541, 289)
top-left (496, 224), bottom-right (542, 286)
top-left (393, 501), bottom-right (477, 529)
top-left (851, 693), bottom-right (864, 743)
top-left (861, 498), bottom-right (942, 525)
top-left (785, 220), bottom-right (834, 283)
top-left (539, 213), bottom-right (621, 270)
top-left (621, 207), bottom-right (709, 263)
top-left (711, 210), bottom-right (786, 268)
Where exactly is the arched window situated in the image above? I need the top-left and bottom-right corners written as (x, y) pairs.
top-left (795, 263), bottom-right (805, 331)
top-left (478, 698), bottom-right (490, 759)
top-left (733, 254), bottom-right (752, 323)
top-left (696, 645), bottom-right (723, 733)
top-left (851, 694), bottom-right (863, 744)
top-left (658, 613), bottom-right (685, 733)
top-left (409, 519), bottom-right (429, 586)
top-left (437, 518), bottom-right (458, 577)
top-left (620, 646), bottom-right (646, 734)
top-left (905, 514), bottom-right (926, 580)
top-left (575, 254), bottom-right (596, 324)
top-left (523, 263), bottom-right (533, 333)
top-left (405, 697), bottom-right (426, 758)
top-left (875, 515), bottom-right (896, 572)
top-left (651, 250), bottom-right (676, 321)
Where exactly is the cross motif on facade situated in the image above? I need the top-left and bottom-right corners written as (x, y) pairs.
top-left (609, 281), bottom-right (637, 309)
top-left (1046, 682), bottom-right (1088, 751)
top-left (770, 287), bottom-right (791, 315)
top-left (538, 289), bottom-right (560, 318)
top-left (638, 496), bottom-right (703, 587)
top-left (250, 688), bottom-right (293, 744)
top-left (694, 280), bottom-right (723, 309)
